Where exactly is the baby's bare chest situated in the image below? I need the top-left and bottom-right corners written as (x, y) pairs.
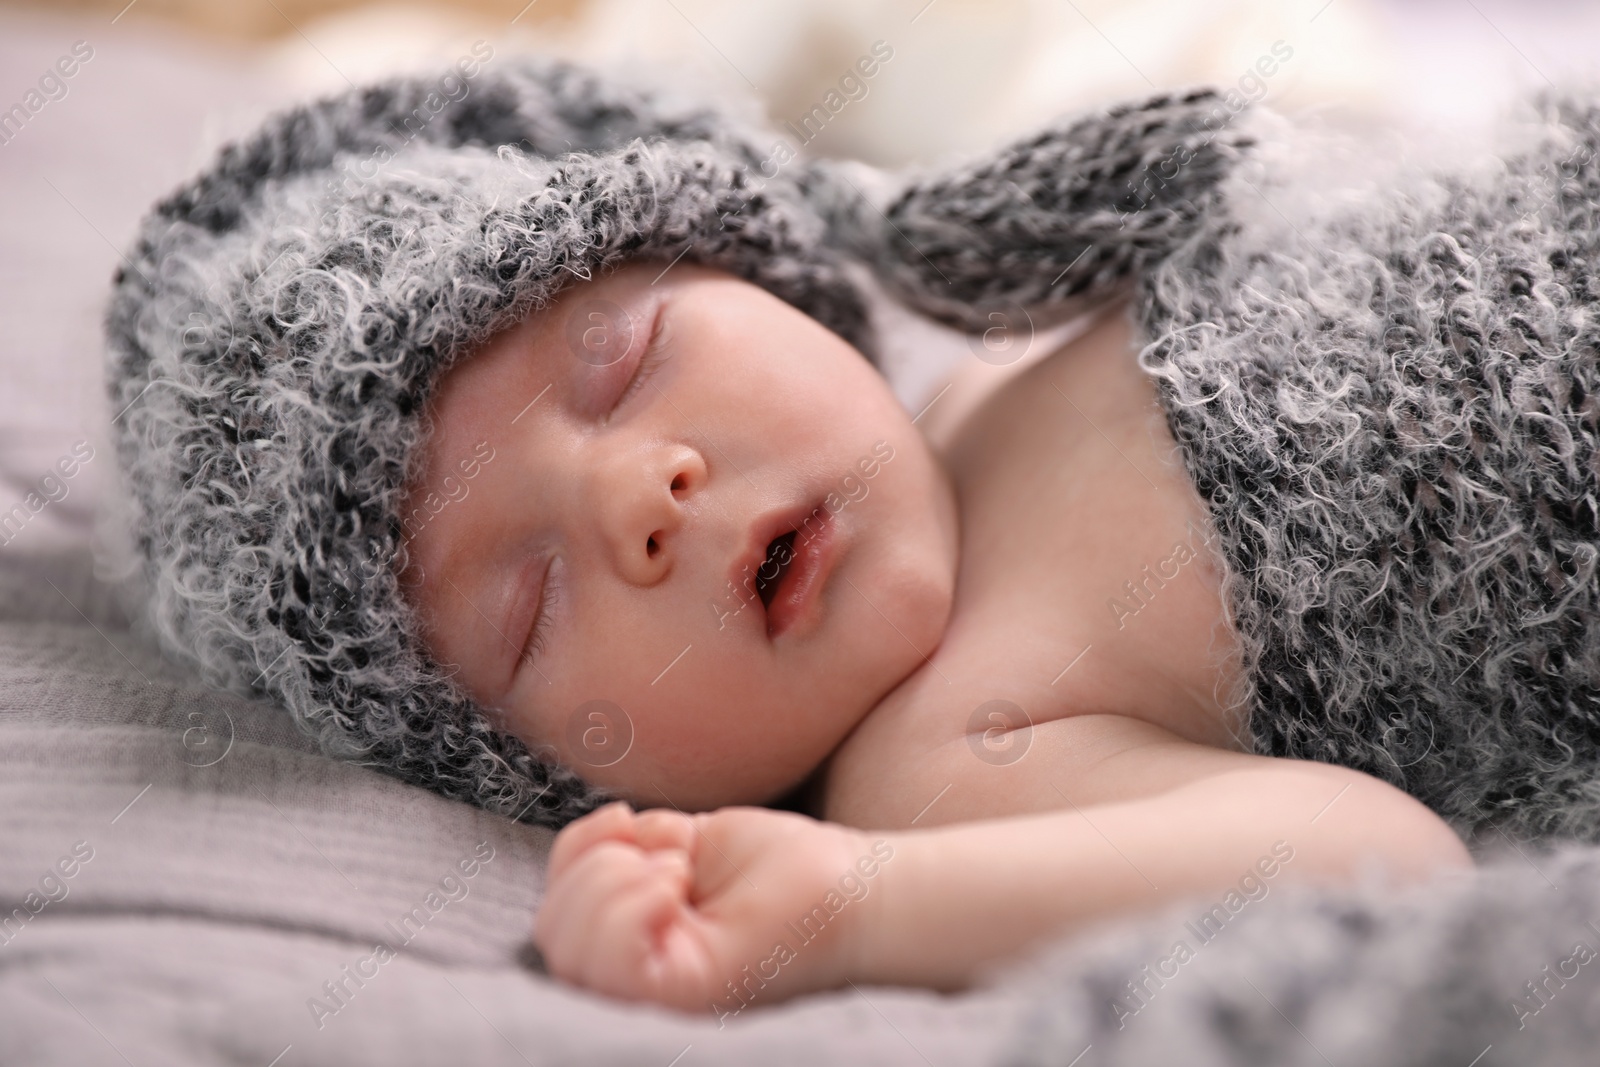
top-left (818, 308), bottom-right (1249, 829)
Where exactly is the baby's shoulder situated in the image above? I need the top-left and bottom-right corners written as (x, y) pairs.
top-left (819, 708), bottom-right (1271, 831)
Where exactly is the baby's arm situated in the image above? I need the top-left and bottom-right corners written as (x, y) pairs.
top-left (533, 761), bottom-right (1472, 1012)
top-left (856, 761), bottom-right (1472, 990)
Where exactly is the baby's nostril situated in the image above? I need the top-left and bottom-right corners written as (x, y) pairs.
top-left (670, 474), bottom-right (686, 492)
top-left (647, 535), bottom-right (659, 557)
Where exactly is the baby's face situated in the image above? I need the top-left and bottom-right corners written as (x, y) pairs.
top-left (401, 261), bottom-right (959, 811)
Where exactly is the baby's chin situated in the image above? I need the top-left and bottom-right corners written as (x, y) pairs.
top-left (679, 539), bottom-right (954, 807)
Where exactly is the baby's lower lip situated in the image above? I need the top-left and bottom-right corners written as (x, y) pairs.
top-left (766, 507), bottom-right (838, 640)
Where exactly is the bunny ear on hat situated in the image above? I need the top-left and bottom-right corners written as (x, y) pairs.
top-left (797, 86), bottom-right (1258, 333)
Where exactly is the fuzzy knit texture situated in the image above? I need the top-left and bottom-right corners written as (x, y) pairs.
top-left (1128, 86), bottom-right (1600, 850)
top-left (995, 836), bottom-right (1600, 1067)
top-left (104, 53), bottom-right (1249, 829)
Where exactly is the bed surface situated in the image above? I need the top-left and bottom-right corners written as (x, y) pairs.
top-left (1, 550), bottom-right (1034, 1066)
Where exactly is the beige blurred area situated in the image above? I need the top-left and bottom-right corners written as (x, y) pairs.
top-left (10, 0), bottom-right (1598, 168)
top-left (18, 0), bottom-right (587, 39)
top-left (1, 0), bottom-right (1416, 168)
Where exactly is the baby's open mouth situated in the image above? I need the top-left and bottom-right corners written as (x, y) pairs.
top-left (730, 500), bottom-right (839, 640)
top-left (754, 531), bottom-right (798, 609)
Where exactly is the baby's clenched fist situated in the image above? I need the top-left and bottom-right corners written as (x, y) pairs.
top-left (533, 801), bottom-right (888, 1015)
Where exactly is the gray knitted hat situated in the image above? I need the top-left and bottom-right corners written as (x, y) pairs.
top-left (104, 52), bottom-right (1253, 828)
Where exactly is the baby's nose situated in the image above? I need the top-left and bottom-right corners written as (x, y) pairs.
top-left (591, 442), bottom-right (706, 585)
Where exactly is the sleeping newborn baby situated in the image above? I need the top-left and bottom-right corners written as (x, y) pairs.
top-left (399, 257), bottom-right (1471, 1011)
top-left (110, 55), bottom-right (1600, 1022)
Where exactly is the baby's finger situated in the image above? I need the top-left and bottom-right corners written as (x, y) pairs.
top-left (546, 800), bottom-right (635, 884)
top-left (579, 856), bottom-right (699, 996)
top-left (536, 839), bottom-right (663, 970)
top-left (630, 808), bottom-right (698, 856)
top-left (534, 844), bottom-right (627, 979)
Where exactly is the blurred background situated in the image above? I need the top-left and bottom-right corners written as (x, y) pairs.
top-left (4, 0), bottom-right (1600, 557)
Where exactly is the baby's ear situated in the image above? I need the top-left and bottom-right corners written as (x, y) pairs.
top-left (798, 86), bottom-right (1257, 332)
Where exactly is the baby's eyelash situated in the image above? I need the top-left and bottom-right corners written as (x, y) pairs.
top-left (521, 563), bottom-right (560, 668)
top-left (613, 313), bottom-right (670, 411)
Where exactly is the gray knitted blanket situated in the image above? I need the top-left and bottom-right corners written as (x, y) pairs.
top-left (993, 834), bottom-right (1600, 1066)
top-left (837, 81), bottom-right (1600, 851)
top-left (1136, 90), bottom-right (1600, 850)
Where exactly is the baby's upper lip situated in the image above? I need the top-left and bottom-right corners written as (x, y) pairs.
top-left (728, 497), bottom-right (824, 632)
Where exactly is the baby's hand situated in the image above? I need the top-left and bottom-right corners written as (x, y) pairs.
top-left (533, 801), bottom-right (879, 1014)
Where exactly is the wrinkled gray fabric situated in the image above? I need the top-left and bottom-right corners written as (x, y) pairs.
top-left (0, 550), bottom-right (1026, 1066)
